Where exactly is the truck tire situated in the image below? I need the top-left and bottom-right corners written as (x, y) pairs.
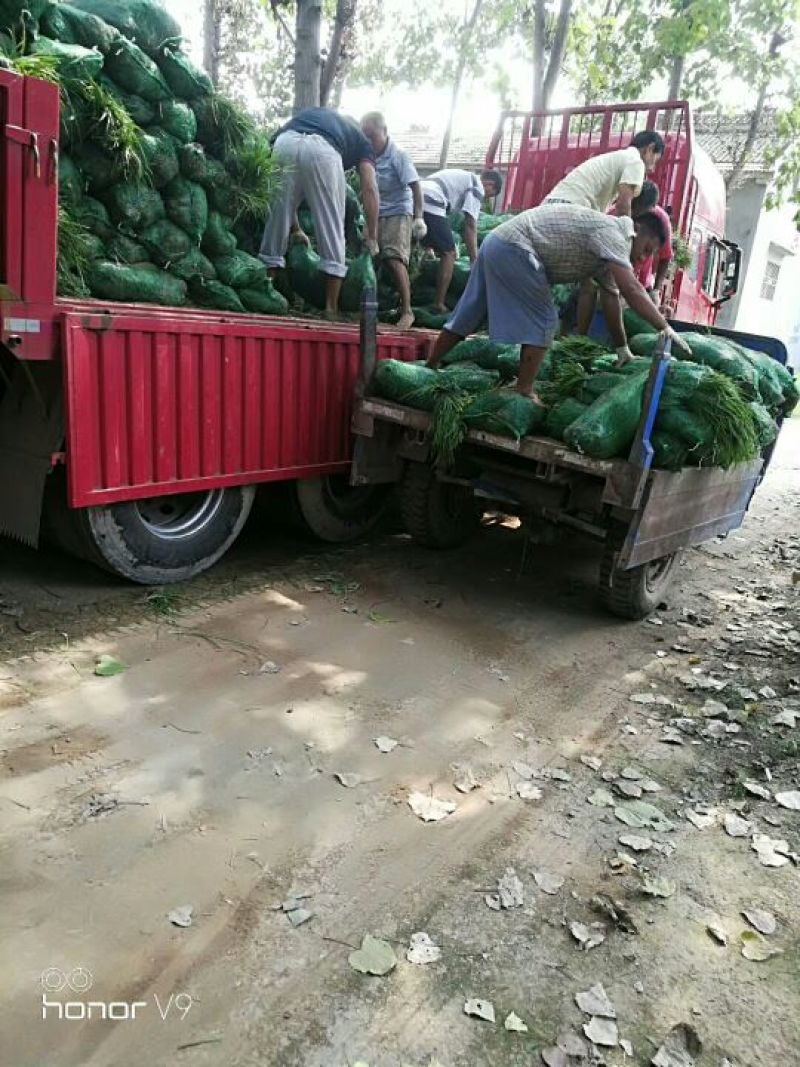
top-left (399, 461), bottom-right (479, 548)
top-left (46, 482), bottom-right (255, 584)
top-left (290, 475), bottom-right (388, 543)
top-left (599, 532), bottom-right (679, 619)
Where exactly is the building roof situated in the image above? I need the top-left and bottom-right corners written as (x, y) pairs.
top-left (393, 110), bottom-right (776, 182)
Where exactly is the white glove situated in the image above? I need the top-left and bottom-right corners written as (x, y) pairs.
top-left (411, 217), bottom-right (427, 240)
top-left (664, 324), bottom-right (691, 354)
top-left (366, 238), bottom-right (379, 257)
top-left (615, 345), bottom-right (634, 366)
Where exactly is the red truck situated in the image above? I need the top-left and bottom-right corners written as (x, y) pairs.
top-left (485, 100), bottom-right (741, 324)
top-left (0, 70), bottom-right (430, 583)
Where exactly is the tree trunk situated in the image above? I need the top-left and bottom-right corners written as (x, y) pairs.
top-left (725, 31), bottom-right (784, 190)
top-left (202, 0), bottom-right (221, 85)
top-left (294, 0), bottom-right (323, 113)
top-left (667, 54), bottom-right (685, 99)
top-left (531, 0), bottom-right (546, 114)
top-left (320, 0), bottom-right (357, 107)
top-left (541, 0), bottom-right (572, 111)
top-left (439, 0), bottom-right (484, 169)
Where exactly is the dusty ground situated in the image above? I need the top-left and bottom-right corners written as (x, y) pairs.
top-left (0, 424), bottom-right (798, 1067)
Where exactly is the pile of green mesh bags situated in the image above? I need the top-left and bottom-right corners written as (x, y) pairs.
top-left (1, 0), bottom-right (289, 315)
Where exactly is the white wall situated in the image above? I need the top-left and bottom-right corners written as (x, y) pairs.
top-left (731, 194), bottom-right (800, 370)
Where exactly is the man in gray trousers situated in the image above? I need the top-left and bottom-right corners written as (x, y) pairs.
top-left (260, 107), bottom-right (381, 316)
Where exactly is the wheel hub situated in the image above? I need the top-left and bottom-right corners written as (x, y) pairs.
top-left (134, 490), bottom-right (225, 541)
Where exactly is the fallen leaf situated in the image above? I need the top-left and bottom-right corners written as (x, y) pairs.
top-left (588, 788), bottom-right (615, 807)
top-left (569, 920), bottom-right (606, 950)
top-left (771, 708), bottom-right (797, 727)
top-left (743, 781), bottom-right (771, 801)
top-left (575, 982), bottom-right (616, 1018)
top-left (504, 1011), bottom-right (528, 1032)
top-left (591, 893), bottom-right (638, 934)
top-left (759, 685), bottom-right (777, 699)
top-left (615, 781), bottom-right (643, 799)
top-left (374, 736), bottom-right (398, 753)
top-left (541, 1051), bottom-right (568, 1067)
top-left (583, 1016), bottom-right (619, 1046)
top-left (775, 789), bottom-right (800, 810)
top-left (258, 660), bottom-right (280, 674)
top-left (651, 1022), bottom-right (702, 1066)
top-left (367, 610), bottom-right (394, 624)
top-left (706, 916), bottom-right (728, 945)
top-left (620, 1038), bottom-right (634, 1056)
top-left (742, 908), bottom-right (777, 935)
top-left (464, 998), bottom-right (495, 1022)
top-left (516, 781), bottom-right (543, 801)
top-left (348, 934), bottom-right (396, 975)
top-left (615, 800), bottom-right (673, 832)
top-left (406, 931), bottom-right (441, 965)
top-left (94, 654), bottom-right (126, 677)
top-left (619, 833), bottom-right (653, 852)
top-left (685, 808), bottom-right (717, 830)
top-left (512, 760), bottom-right (536, 780)
top-left (640, 873), bottom-right (676, 898)
top-left (547, 768), bottom-right (572, 782)
top-left (408, 791), bottom-right (456, 822)
top-left (581, 755), bottom-right (602, 771)
top-left (453, 764), bottom-right (480, 793)
top-left (497, 867), bottom-right (524, 908)
top-left (286, 907), bottom-right (313, 926)
top-left (620, 766), bottom-right (643, 780)
top-left (534, 870), bottom-right (564, 895)
top-left (335, 772), bottom-right (363, 789)
top-left (724, 813), bottom-right (753, 838)
top-left (167, 904), bottom-right (193, 928)
top-left (740, 930), bottom-right (783, 962)
top-left (639, 779), bottom-right (663, 793)
top-left (751, 833), bottom-right (791, 867)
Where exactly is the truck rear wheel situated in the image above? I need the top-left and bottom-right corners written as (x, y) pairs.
top-left (400, 461), bottom-right (479, 548)
top-left (599, 533), bottom-right (679, 619)
top-left (47, 483), bottom-right (255, 584)
top-left (290, 475), bottom-right (388, 543)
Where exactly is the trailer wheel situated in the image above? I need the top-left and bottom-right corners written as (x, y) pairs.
top-left (47, 483), bottom-right (255, 584)
top-left (599, 534), bottom-right (679, 620)
top-left (400, 461), bottom-right (479, 548)
top-left (290, 476), bottom-right (388, 543)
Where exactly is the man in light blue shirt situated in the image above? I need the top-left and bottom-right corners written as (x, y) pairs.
top-left (361, 112), bottom-right (426, 330)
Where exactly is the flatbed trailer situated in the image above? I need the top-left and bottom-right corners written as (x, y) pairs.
top-left (351, 326), bottom-right (777, 618)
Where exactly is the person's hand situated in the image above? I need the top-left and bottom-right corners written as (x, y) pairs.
top-left (366, 238), bottom-right (379, 257)
top-left (615, 344), bottom-right (634, 366)
top-left (411, 217), bottom-right (427, 240)
top-left (664, 324), bottom-right (691, 354)
top-left (290, 229), bottom-right (310, 246)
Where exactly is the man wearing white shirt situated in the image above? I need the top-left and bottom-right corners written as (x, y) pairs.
top-left (420, 167), bottom-right (502, 313)
top-left (545, 130), bottom-right (665, 216)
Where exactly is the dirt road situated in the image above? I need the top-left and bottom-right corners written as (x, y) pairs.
top-left (1, 424), bottom-right (798, 1067)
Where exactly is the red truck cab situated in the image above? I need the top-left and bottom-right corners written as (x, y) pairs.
top-left (485, 101), bottom-right (741, 324)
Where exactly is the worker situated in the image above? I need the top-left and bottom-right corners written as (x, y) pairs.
top-left (635, 199), bottom-right (674, 303)
top-left (360, 111), bottom-right (426, 331)
top-left (420, 167), bottom-right (502, 313)
top-left (545, 129), bottom-right (665, 217)
top-left (259, 106), bottom-right (380, 317)
top-left (426, 202), bottom-right (691, 400)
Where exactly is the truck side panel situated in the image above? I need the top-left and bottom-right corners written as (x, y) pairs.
top-left (63, 312), bottom-right (430, 508)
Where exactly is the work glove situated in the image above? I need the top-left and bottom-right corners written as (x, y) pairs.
top-left (615, 345), bottom-right (634, 366)
top-left (365, 237), bottom-right (379, 258)
top-left (664, 324), bottom-right (692, 355)
top-left (411, 217), bottom-right (428, 240)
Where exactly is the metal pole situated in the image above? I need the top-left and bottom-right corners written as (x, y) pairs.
top-left (358, 284), bottom-right (378, 395)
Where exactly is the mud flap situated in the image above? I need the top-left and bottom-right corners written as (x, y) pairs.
top-left (0, 358), bottom-right (63, 546)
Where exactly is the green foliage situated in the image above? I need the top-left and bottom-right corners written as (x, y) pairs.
top-left (62, 78), bottom-right (149, 181)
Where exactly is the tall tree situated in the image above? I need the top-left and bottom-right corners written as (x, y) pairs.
top-left (440, 0), bottom-right (485, 166)
top-left (532, 0), bottom-right (573, 113)
top-left (293, 0), bottom-right (323, 110)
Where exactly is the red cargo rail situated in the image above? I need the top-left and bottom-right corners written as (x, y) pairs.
top-left (0, 70), bottom-right (431, 583)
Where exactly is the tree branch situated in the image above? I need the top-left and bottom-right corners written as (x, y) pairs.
top-left (542, 0), bottom-right (572, 109)
top-left (269, 0), bottom-right (296, 46)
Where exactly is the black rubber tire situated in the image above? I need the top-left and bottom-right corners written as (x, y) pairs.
top-left (45, 480), bottom-right (255, 584)
top-left (399, 461), bottom-right (479, 548)
top-left (290, 475), bottom-right (389, 543)
top-left (599, 532), bottom-right (679, 619)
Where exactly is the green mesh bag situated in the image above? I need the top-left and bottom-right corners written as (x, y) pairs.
top-left (167, 247), bottom-right (216, 281)
top-left (103, 182), bottom-right (165, 229)
top-left (69, 0), bottom-right (137, 36)
top-left (652, 431), bottom-right (690, 471)
top-left (42, 3), bottom-right (120, 51)
top-left (439, 363), bottom-right (499, 391)
top-left (545, 397), bottom-right (588, 441)
top-left (188, 277), bottom-right (245, 313)
top-left (213, 250), bottom-right (265, 289)
top-left (462, 390), bottom-right (546, 438)
top-left (623, 307), bottom-right (658, 337)
top-left (30, 37), bottom-right (105, 79)
top-left (75, 143), bottom-right (122, 191)
top-left (0, 0), bottom-right (49, 34)
top-left (655, 406), bottom-right (714, 446)
top-left (449, 257), bottom-right (471, 298)
top-left (239, 283), bottom-right (289, 316)
top-left (579, 371), bottom-right (626, 404)
top-left (75, 196), bottom-right (114, 239)
top-left (97, 74), bottom-right (156, 126)
top-left (163, 176), bottom-right (207, 242)
top-left (80, 232), bottom-right (106, 260)
top-left (158, 98), bottom-right (196, 144)
top-left (736, 346), bottom-right (798, 414)
top-left (156, 45), bottom-right (213, 99)
top-left (58, 155), bottom-right (84, 207)
top-left (286, 241), bottom-right (326, 309)
top-left (141, 128), bottom-right (179, 188)
top-left (411, 307), bottom-right (449, 329)
top-left (105, 36), bottom-right (170, 101)
top-left (127, 0), bottom-right (181, 53)
top-left (106, 233), bottom-right (149, 264)
top-left (139, 219), bottom-right (192, 265)
top-left (201, 210), bottom-right (236, 257)
top-left (340, 251), bottom-right (377, 313)
top-left (630, 331), bottom-right (760, 397)
top-left (748, 401), bottom-right (779, 448)
top-left (87, 260), bottom-right (187, 305)
top-left (371, 359), bottom-right (438, 406)
top-left (177, 142), bottom-right (227, 188)
top-left (565, 372), bottom-right (648, 459)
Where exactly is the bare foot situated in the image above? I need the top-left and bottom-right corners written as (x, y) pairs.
top-left (516, 386), bottom-right (545, 406)
top-left (397, 310), bottom-right (415, 331)
top-left (433, 304), bottom-right (448, 315)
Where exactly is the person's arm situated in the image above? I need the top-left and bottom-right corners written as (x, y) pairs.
top-left (613, 184), bottom-right (637, 217)
top-left (359, 160), bottom-right (380, 253)
top-left (463, 214), bottom-right (478, 263)
top-left (410, 180), bottom-right (423, 219)
top-left (609, 262), bottom-right (691, 352)
top-left (652, 257), bottom-right (670, 291)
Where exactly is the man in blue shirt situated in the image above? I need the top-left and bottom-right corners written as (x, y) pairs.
top-left (260, 107), bottom-right (380, 316)
top-left (361, 112), bottom-right (426, 330)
